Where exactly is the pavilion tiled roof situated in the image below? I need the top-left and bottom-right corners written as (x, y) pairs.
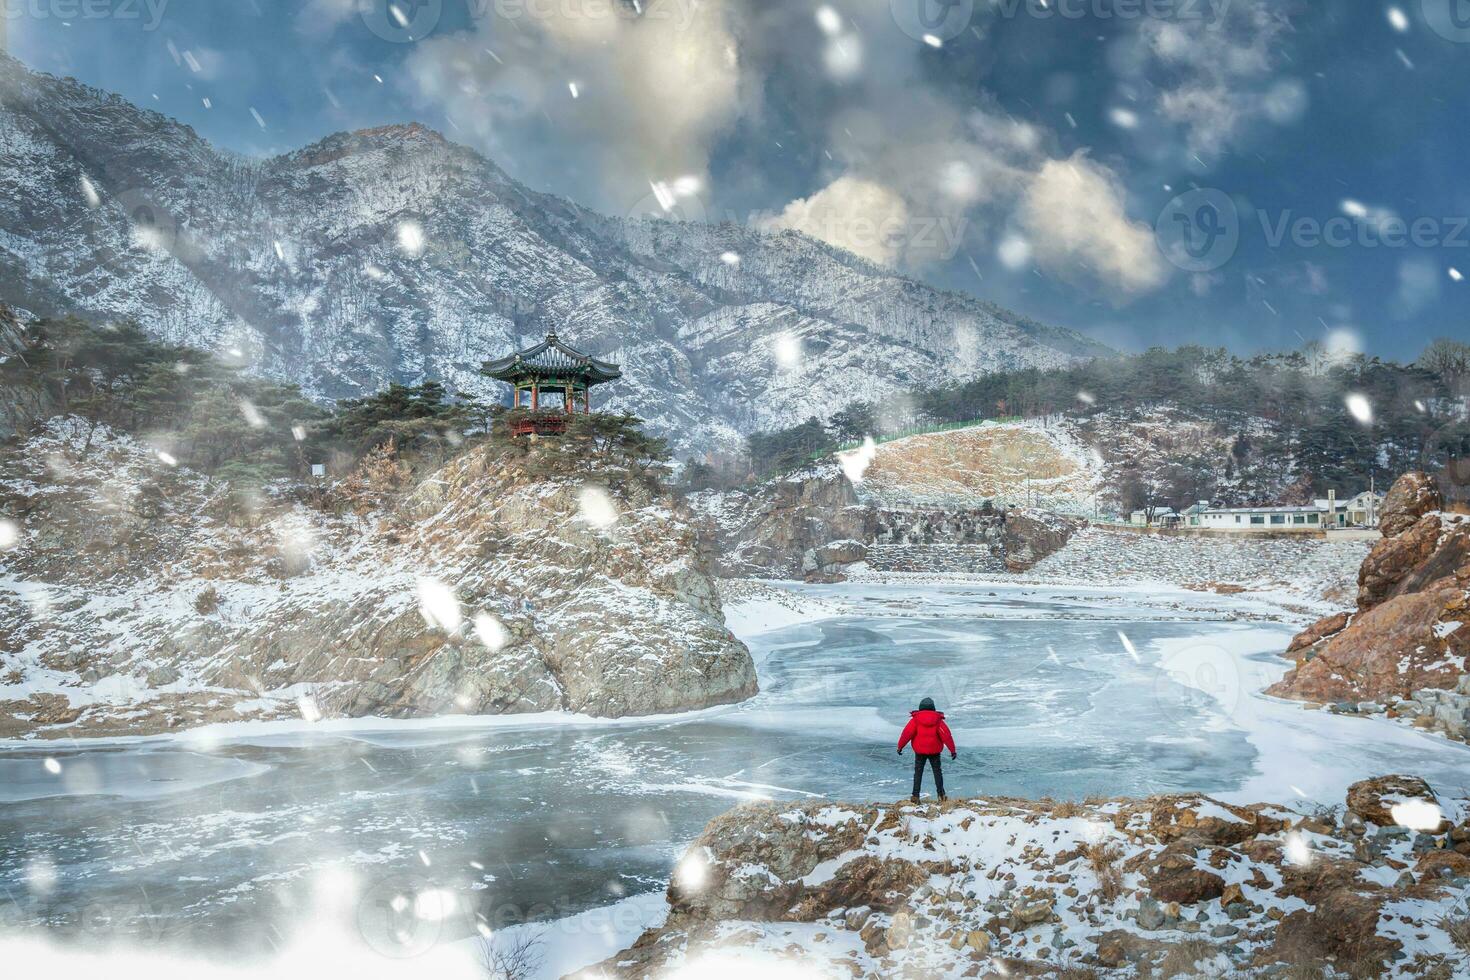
top-left (482, 332), bottom-right (622, 384)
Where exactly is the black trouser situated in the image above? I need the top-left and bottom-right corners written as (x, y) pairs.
top-left (912, 753), bottom-right (944, 797)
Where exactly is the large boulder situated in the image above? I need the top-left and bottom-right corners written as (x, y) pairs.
top-left (1345, 775), bottom-right (1451, 832)
top-left (1267, 579), bottom-right (1470, 704)
top-left (1378, 471), bottom-right (1442, 538)
top-left (1272, 470), bottom-right (1470, 707)
top-left (1002, 508), bottom-right (1083, 572)
top-left (0, 424), bottom-right (758, 737)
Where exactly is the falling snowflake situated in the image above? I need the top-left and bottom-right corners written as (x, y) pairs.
top-left (836, 437), bottom-right (877, 485)
top-left (578, 487), bottom-right (620, 529)
top-left (1450, 267), bottom-right (1463, 282)
top-left (674, 851), bottom-right (709, 892)
top-left (474, 612), bottom-right (509, 652)
top-left (43, 758), bottom-right (61, 775)
top-left (157, 451), bottom-right (179, 467)
top-left (815, 6), bottom-right (842, 35)
top-left (417, 578), bottom-right (462, 632)
top-left (772, 333), bottom-right (802, 370)
top-left (1387, 7), bottom-right (1409, 32)
top-left (0, 520), bottom-right (18, 551)
top-left (1283, 831), bottom-right (1313, 867)
top-left (1345, 392), bottom-right (1373, 425)
top-left (719, 251), bottom-right (741, 266)
top-left (238, 400), bottom-right (266, 429)
top-left (397, 220), bottom-right (426, 257)
top-left (297, 695), bottom-right (322, 723)
top-left (79, 175), bottom-right (100, 207)
top-left (1390, 798), bottom-right (1443, 832)
top-left (1076, 391), bottom-right (1097, 405)
top-left (1117, 631), bottom-right (1140, 663)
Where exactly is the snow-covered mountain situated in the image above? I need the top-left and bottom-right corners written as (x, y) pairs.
top-left (0, 55), bottom-right (1109, 455)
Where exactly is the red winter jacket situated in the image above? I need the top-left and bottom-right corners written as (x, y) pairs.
top-left (898, 710), bottom-right (956, 756)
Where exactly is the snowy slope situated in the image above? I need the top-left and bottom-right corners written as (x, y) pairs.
top-left (0, 55), bottom-right (1109, 455)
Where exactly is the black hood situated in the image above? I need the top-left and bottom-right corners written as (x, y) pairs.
top-left (918, 697), bottom-right (936, 711)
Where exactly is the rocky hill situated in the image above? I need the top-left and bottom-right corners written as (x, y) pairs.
top-left (0, 419), bottom-right (755, 739)
top-left (583, 775), bottom-right (1470, 978)
top-left (1268, 471), bottom-right (1470, 736)
top-left (0, 55), bottom-right (1108, 457)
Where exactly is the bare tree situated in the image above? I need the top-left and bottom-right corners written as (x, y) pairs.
top-left (1418, 337), bottom-right (1470, 390)
top-left (476, 930), bottom-right (546, 980)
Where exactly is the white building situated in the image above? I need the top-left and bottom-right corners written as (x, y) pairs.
top-left (1195, 505), bottom-right (1326, 531)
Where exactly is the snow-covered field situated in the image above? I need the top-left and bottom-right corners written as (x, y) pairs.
top-left (2, 579), bottom-right (1464, 979)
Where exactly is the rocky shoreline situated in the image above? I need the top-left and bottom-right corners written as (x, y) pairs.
top-left (1269, 472), bottom-right (1470, 742)
top-left (582, 776), bottom-right (1470, 978)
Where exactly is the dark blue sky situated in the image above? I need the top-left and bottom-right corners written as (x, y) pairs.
top-left (10, 0), bottom-right (1467, 359)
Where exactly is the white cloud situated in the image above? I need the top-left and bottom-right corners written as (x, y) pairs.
top-left (758, 175), bottom-right (911, 266)
top-left (1136, 1), bottom-right (1298, 159)
top-left (1017, 154), bottom-right (1167, 297)
top-left (405, 0), bottom-right (742, 210)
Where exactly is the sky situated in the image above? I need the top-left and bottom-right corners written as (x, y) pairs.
top-left (7, 0), bottom-right (1468, 360)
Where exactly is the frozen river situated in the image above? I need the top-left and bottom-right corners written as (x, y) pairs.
top-left (2, 582), bottom-right (1467, 971)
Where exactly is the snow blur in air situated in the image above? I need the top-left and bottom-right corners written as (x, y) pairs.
top-left (0, 519), bottom-right (18, 551)
top-left (396, 220), bottom-right (426, 257)
top-left (42, 758), bottom-right (61, 775)
top-left (1283, 831), bottom-right (1314, 868)
top-left (837, 436), bottom-right (878, 485)
top-left (772, 333), bottom-right (802, 370)
top-left (1390, 798), bottom-right (1444, 832)
top-left (238, 400), bottom-right (266, 429)
top-left (473, 612), bottom-right (509, 652)
top-left (1345, 393), bottom-right (1373, 425)
top-left (578, 486), bottom-right (620, 529)
top-left (416, 578), bottom-right (462, 632)
top-left (79, 175), bottom-right (100, 207)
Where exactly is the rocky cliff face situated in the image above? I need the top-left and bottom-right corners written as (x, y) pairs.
top-left (0, 304), bottom-right (53, 440)
top-left (0, 55), bottom-right (1107, 457)
top-left (691, 466), bottom-right (1080, 580)
top-left (1267, 472), bottom-right (1469, 720)
top-left (582, 776), bottom-right (1470, 978)
top-left (0, 419), bottom-right (755, 738)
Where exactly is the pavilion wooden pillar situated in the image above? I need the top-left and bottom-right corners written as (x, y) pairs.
top-left (532, 383), bottom-right (539, 411)
top-left (565, 382), bottom-right (573, 414)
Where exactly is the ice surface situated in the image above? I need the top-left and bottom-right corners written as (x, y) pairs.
top-left (2, 582), bottom-right (1467, 974)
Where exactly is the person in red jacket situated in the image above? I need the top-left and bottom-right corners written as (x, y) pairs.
top-left (897, 696), bottom-right (956, 802)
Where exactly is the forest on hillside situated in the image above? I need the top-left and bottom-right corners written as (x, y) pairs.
top-left (723, 341), bottom-right (1470, 508)
top-left (0, 314), bottom-right (672, 510)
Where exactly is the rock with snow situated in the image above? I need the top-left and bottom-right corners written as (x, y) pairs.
top-left (578, 782), bottom-right (1470, 978)
top-left (1379, 471), bottom-right (1443, 539)
top-left (1269, 487), bottom-right (1470, 712)
top-left (0, 420), bottom-right (755, 738)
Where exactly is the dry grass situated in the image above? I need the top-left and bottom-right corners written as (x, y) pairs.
top-left (1156, 938), bottom-right (1219, 978)
top-left (1051, 799), bottom-right (1084, 818)
top-left (1085, 842), bottom-right (1126, 904)
top-left (1438, 913), bottom-right (1470, 952)
top-left (1278, 961), bottom-right (1329, 980)
top-left (1406, 954), bottom-right (1455, 980)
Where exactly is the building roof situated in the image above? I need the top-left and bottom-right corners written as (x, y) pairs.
top-left (482, 332), bottom-right (622, 385)
top-left (1204, 505), bottom-right (1324, 515)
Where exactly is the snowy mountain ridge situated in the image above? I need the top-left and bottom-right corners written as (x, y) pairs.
top-left (0, 55), bottom-right (1109, 455)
